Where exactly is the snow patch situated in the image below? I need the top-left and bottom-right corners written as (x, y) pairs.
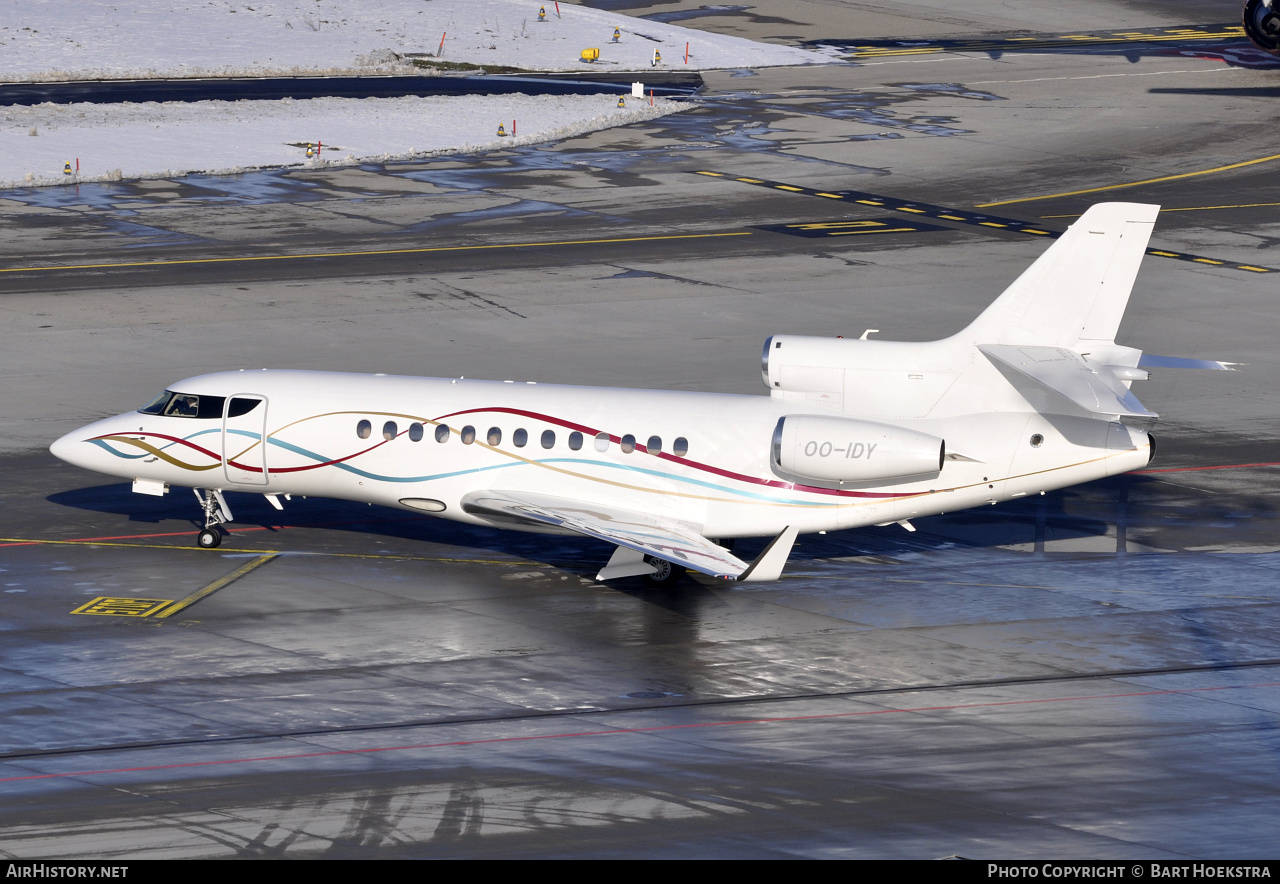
top-left (0, 0), bottom-right (826, 82)
top-left (0, 93), bottom-right (687, 187)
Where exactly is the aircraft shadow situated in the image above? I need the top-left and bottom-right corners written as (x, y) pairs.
top-left (48, 470), bottom-right (1277, 581)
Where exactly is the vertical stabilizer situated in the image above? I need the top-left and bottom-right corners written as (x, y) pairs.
top-left (960, 203), bottom-right (1159, 348)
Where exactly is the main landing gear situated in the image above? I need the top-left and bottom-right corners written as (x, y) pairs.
top-left (194, 488), bottom-right (233, 549)
top-left (642, 555), bottom-right (687, 587)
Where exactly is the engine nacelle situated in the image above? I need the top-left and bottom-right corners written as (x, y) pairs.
top-left (772, 415), bottom-right (945, 483)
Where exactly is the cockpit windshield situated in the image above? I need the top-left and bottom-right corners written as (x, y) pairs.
top-left (137, 391), bottom-right (261, 420)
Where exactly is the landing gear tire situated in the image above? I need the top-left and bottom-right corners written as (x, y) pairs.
top-left (642, 556), bottom-right (686, 587)
top-left (197, 527), bottom-right (222, 549)
top-left (1244, 0), bottom-right (1280, 53)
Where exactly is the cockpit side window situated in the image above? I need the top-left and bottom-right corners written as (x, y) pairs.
top-left (227, 398), bottom-right (261, 417)
top-left (165, 395), bottom-right (200, 417)
top-left (142, 391), bottom-right (226, 419)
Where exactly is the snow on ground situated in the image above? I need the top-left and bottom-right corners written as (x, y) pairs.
top-left (0, 0), bottom-right (825, 81)
top-left (0, 1), bottom-right (823, 188)
top-left (0, 93), bottom-right (686, 187)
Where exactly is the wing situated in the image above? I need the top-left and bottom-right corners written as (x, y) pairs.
top-left (460, 489), bottom-right (750, 579)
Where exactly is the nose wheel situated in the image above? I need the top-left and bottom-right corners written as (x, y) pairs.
top-left (197, 527), bottom-right (222, 549)
top-left (194, 488), bottom-right (233, 549)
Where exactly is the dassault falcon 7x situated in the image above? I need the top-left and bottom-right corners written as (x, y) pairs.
top-left (51, 203), bottom-right (1232, 585)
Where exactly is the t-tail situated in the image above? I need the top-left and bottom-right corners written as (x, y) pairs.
top-left (958, 203), bottom-right (1233, 420)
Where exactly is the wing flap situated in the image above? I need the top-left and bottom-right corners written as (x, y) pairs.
top-left (461, 490), bottom-right (751, 579)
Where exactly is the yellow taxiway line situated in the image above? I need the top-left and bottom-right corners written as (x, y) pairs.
top-left (1042, 201), bottom-right (1280, 218)
top-left (0, 535), bottom-right (533, 566)
top-left (976, 153), bottom-right (1280, 208)
top-left (0, 231), bottom-right (754, 274)
top-left (154, 554), bottom-right (278, 619)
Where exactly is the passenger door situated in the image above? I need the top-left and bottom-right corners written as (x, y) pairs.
top-left (222, 394), bottom-right (269, 486)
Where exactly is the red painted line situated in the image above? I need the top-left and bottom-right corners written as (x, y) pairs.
top-left (0, 515), bottom-right (433, 548)
top-left (2, 680), bottom-right (1275, 784)
top-left (1134, 461), bottom-right (1280, 474)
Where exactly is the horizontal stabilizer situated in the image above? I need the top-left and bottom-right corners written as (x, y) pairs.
top-left (980, 344), bottom-right (1157, 418)
top-left (1139, 354), bottom-right (1238, 371)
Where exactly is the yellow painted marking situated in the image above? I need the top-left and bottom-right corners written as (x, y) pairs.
top-left (846, 27), bottom-right (1246, 58)
top-left (774, 185), bottom-right (804, 192)
top-left (896, 207), bottom-right (926, 213)
top-left (735, 177), bottom-right (764, 183)
top-left (1024, 229), bottom-right (1051, 235)
top-left (155, 554), bottom-right (277, 619)
top-left (0, 232), bottom-right (754, 274)
top-left (855, 200), bottom-right (883, 206)
top-left (979, 222), bottom-right (1007, 228)
top-left (71, 597), bottom-right (173, 617)
top-left (850, 48), bottom-right (942, 57)
top-left (695, 171), bottom-right (725, 176)
top-left (1193, 258), bottom-right (1224, 265)
top-left (1046, 202), bottom-right (1280, 219)
top-left (816, 192), bottom-right (844, 199)
top-left (788, 220), bottom-right (888, 230)
top-left (2, 537), bottom-right (534, 564)
top-left (976, 153), bottom-right (1280, 207)
top-left (1239, 266), bottom-right (1271, 273)
top-left (1149, 250), bottom-right (1180, 257)
top-left (938, 214), bottom-right (966, 221)
top-left (828, 228), bottom-right (920, 236)
top-left (1166, 201), bottom-right (1280, 213)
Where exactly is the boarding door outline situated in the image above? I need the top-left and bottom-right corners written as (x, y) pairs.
top-left (222, 394), bottom-right (270, 486)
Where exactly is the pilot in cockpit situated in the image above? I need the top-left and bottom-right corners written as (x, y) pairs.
top-left (168, 395), bottom-right (199, 417)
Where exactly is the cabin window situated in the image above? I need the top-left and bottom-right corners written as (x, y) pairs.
top-left (409, 422), bottom-right (424, 442)
top-left (357, 419), bottom-right (372, 440)
top-left (513, 428), bottom-right (528, 448)
top-left (434, 424), bottom-right (450, 443)
top-left (673, 437), bottom-right (689, 457)
top-left (487, 427), bottom-right (502, 446)
top-left (620, 434), bottom-right (636, 454)
top-left (541, 430), bottom-right (556, 449)
top-left (647, 436), bottom-right (662, 455)
top-left (1030, 434), bottom-right (1044, 448)
top-left (461, 425), bottom-right (476, 445)
top-left (382, 421), bottom-right (398, 441)
top-left (594, 432), bottom-right (609, 452)
top-left (568, 431), bottom-right (583, 451)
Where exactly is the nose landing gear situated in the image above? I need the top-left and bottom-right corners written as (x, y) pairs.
top-left (197, 527), bottom-right (222, 549)
top-left (194, 488), bottom-right (233, 549)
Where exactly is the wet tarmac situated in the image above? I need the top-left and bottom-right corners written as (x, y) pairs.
top-left (1, 0), bottom-right (1278, 859)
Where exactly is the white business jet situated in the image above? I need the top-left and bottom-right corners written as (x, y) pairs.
top-left (51, 203), bottom-right (1232, 585)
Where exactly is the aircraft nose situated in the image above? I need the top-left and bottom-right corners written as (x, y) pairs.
top-left (50, 428), bottom-right (91, 469)
top-left (50, 423), bottom-right (114, 472)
